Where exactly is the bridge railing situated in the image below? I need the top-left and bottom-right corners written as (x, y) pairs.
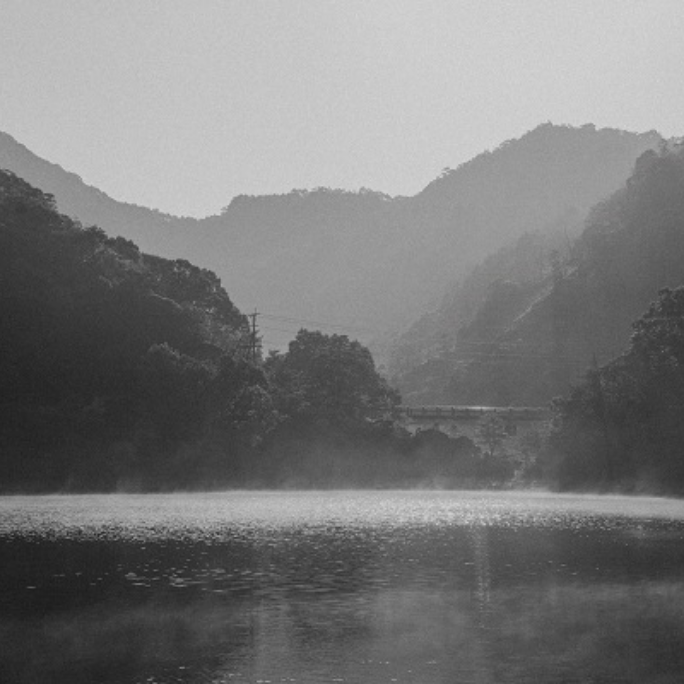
top-left (398, 405), bottom-right (550, 421)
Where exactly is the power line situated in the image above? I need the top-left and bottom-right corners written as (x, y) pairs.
top-left (260, 325), bottom-right (302, 334)
top-left (260, 312), bottom-right (386, 334)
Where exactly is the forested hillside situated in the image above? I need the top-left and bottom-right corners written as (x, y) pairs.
top-left (550, 285), bottom-right (684, 494)
top-left (2, 171), bottom-right (507, 491)
top-left (0, 125), bottom-right (659, 350)
top-left (7, 139), bottom-right (684, 491)
top-left (394, 142), bottom-right (684, 407)
top-left (0, 170), bottom-right (251, 489)
top-left (390, 228), bottom-right (575, 402)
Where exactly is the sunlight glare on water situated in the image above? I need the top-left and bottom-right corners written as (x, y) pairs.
top-left (2, 490), bottom-right (684, 541)
top-left (2, 491), bottom-right (684, 684)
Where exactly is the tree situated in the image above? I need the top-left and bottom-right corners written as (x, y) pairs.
top-left (549, 287), bottom-right (684, 493)
top-left (477, 414), bottom-right (508, 458)
top-left (0, 170), bottom-right (256, 490)
top-left (267, 329), bottom-right (400, 423)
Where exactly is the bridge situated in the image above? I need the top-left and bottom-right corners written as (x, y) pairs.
top-left (399, 405), bottom-right (549, 421)
top-left (396, 405), bottom-right (550, 438)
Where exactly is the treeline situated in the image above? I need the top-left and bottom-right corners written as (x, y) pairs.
top-left (12, 138), bottom-right (684, 494)
top-left (390, 140), bottom-right (684, 495)
top-left (1, 170), bottom-right (505, 491)
top-left (549, 286), bottom-right (684, 494)
top-left (544, 143), bottom-right (684, 494)
top-left (0, 169), bottom-right (248, 490)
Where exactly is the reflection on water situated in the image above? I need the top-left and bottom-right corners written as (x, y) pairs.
top-left (1, 491), bottom-right (684, 683)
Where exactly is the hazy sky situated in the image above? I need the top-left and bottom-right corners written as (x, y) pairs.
top-left (2, 0), bottom-right (684, 217)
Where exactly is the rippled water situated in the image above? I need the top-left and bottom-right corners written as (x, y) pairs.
top-left (2, 491), bottom-right (684, 684)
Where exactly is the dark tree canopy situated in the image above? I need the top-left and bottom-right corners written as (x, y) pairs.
top-left (550, 287), bottom-right (684, 494)
top-left (268, 330), bottom-right (400, 423)
top-left (0, 169), bottom-right (255, 490)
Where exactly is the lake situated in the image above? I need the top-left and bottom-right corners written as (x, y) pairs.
top-left (2, 490), bottom-right (684, 684)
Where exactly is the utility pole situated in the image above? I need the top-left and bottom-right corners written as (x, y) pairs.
top-left (592, 353), bottom-right (613, 484)
top-left (249, 309), bottom-right (260, 363)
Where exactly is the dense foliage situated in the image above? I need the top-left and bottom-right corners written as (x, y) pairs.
top-left (548, 286), bottom-right (684, 493)
top-left (0, 170), bottom-right (259, 489)
top-left (1, 171), bottom-right (503, 491)
top-left (267, 330), bottom-right (400, 422)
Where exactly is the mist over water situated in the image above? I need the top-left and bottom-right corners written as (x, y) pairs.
top-left (2, 491), bottom-right (684, 683)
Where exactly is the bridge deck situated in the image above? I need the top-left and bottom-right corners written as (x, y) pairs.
top-left (399, 405), bottom-right (550, 421)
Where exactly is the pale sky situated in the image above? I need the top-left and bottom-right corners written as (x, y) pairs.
top-left (2, 0), bottom-right (683, 217)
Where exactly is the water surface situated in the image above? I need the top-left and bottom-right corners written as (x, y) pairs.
top-left (2, 490), bottom-right (684, 683)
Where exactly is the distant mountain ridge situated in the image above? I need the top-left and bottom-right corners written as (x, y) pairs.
top-left (0, 124), bottom-right (661, 351)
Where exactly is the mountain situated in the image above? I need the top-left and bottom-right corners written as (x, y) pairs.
top-left (0, 124), bottom-right (660, 352)
top-left (389, 227), bottom-right (575, 402)
top-left (395, 140), bottom-right (684, 407)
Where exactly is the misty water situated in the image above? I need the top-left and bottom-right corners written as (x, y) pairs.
top-left (2, 492), bottom-right (684, 684)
